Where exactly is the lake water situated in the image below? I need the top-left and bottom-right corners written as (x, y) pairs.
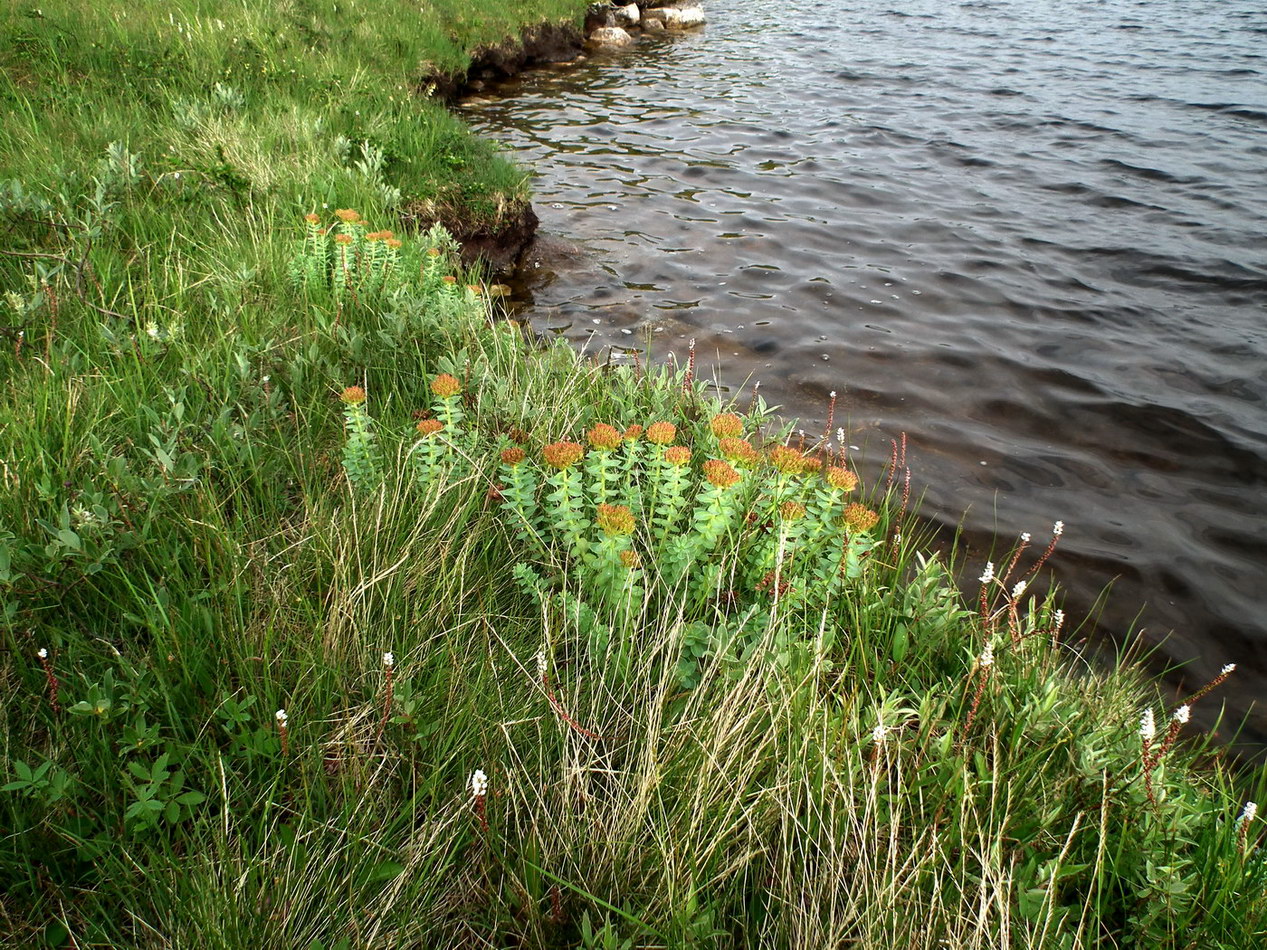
top-left (461, 0), bottom-right (1267, 751)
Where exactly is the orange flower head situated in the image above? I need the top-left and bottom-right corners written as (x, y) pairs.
top-left (378, 230), bottom-right (394, 240)
top-left (703, 459), bottom-right (741, 489)
top-left (543, 441), bottom-right (584, 469)
top-left (623, 424), bottom-right (643, 442)
top-left (430, 374), bottom-right (461, 398)
top-left (769, 445), bottom-right (806, 475)
top-left (427, 247), bottom-right (441, 257)
top-left (500, 447), bottom-right (526, 466)
top-left (719, 438), bottom-right (759, 465)
top-left (646, 421), bottom-right (676, 445)
top-left (386, 238), bottom-right (402, 249)
top-left (365, 231), bottom-right (384, 242)
top-left (334, 208), bottom-right (361, 223)
top-left (710, 413), bottom-right (744, 439)
top-left (340, 385), bottom-right (367, 405)
top-left (619, 549), bottom-right (642, 570)
top-left (778, 501), bottom-right (807, 522)
top-left (587, 423), bottom-right (622, 452)
top-left (304, 212), bottom-right (321, 224)
top-left (442, 275), bottom-right (457, 285)
top-left (825, 466), bottom-right (859, 492)
top-left (664, 446), bottom-right (691, 467)
top-left (334, 233), bottom-right (354, 245)
top-left (596, 504), bottom-right (635, 537)
top-left (843, 503), bottom-right (880, 534)
top-left (467, 284), bottom-right (482, 295)
top-left (416, 419), bottom-right (443, 437)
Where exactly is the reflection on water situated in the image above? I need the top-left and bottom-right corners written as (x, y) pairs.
top-left (462, 0), bottom-right (1267, 752)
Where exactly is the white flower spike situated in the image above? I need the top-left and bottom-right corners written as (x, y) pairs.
top-left (1139, 709), bottom-right (1155, 741)
top-left (383, 651), bottom-right (394, 669)
top-left (1172, 705), bottom-right (1190, 724)
top-left (470, 769), bottom-right (488, 797)
top-left (979, 561), bottom-right (995, 584)
top-left (1239, 801), bottom-right (1257, 824)
top-left (275, 709), bottom-right (288, 726)
top-left (1221, 663), bottom-right (1236, 675)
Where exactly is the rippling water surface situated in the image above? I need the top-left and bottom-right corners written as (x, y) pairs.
top-left (462, 0), bottom-right (1267, 749)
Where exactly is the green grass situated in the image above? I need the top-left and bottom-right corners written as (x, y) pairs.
top-left (2, 1), bottom-right (1266, 947)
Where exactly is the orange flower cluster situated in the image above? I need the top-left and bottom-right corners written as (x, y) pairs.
top-left (442, 276), bottom-right (457, 285)
top-left (645, 421), bottom-right (676, 445)
top-left (664, 446), bottom-right (691, 467)
top-left (702, 459), bottom-right (741, 489)
top-left (619, 549), bottom-right (642, 570)
top-left (430, 374), bottom-right (461, 398)
top-left (825, 466), bottom-right (859, 492)
top-left (710, 413), bottom-right (744, 439)
top-left (304, 212), bottom-right (321, 224)
top-left (543, 441), bottom-right (584, 469)
top-left (427, 247), bottom-right (441, 257)
top-left (768, 445), bottom-right (807, 474)
top-left (500, 447), bottom-right (526, 466)
top-left (623, 424), bottom-right (643, 441)
top-left (365, 229), bottom-right (395, 242)
top-left (416, 419), bottom-right (443, 437)
top-left (596, 504), bottom-right (636, 536)
top-left (718, 438), bottom-right (760, 466)
top-left (778, 501), bottom-right (807, 521)
top-left (334, 234), bottom-right (354, 245)
top-left (335, 208), bottom-right (361, 223)
top-left (587, 423), bottom-right (622, 451)
top-left (340, 385), bottom-right (367, 405)
top-left (843, 503), bottom-right (879, 534)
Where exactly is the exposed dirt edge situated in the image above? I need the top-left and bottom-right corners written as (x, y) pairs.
top-left (409, 8), bottom-right (613, 276)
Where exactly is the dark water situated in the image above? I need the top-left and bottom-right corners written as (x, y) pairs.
top-left (461, 0), bottom-right (1267, 751)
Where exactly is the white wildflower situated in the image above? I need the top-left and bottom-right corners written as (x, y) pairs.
top-left (871, 722), bottom-right (888, 745)
top-left (37, 648), bottom-right (48, 660)
top-left (275, 709), bottom-right (288, 726)
top-left (1012, 580), bottom-right (1028, 599)
top-left (1139, 709), bottom-right (1155, 741)
top-left (1053, 520), bottom-right (1064, 536)
top-left (470, 769), bottom-right (488, 797)
top-left (836, 427), bottom-right (846, 445)
top-left (1172, 705), bottom-right (1190, 724)
top-left (979, 642), bottom-right (995, 669)
top-left (382, 651), bottom-right (394, 669)
top-left (536, 649), bottom-right (547, 678)
top-left (1239, 801), bottom-right (1257, 824)
top-left (1221, 663), bottom-right (1236, 675)
top-left (979, 561), bottom-right (995, 584)
top-left (1020, 532), bottom-right (1031, 543)
top-left (1053, 609), bottom-right (1065, 631)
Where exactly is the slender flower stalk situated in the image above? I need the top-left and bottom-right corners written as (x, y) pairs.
top-left (470, 769), bottom-right (489, 833)
top-left (276, 709), bottom-right (290, 758)
top-left (961, 641), bottom-right (994, 743)
top-left (36, 648), bottom-right (60, 714)
top-left (375, 651), bottom-right (395, 747)
top-left (1237, 801), bottom-right (1257, 854)
top-left (1182, 662), bottom-right (1237, 707)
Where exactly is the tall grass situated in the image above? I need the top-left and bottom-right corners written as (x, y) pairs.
top-left (1, 2), bottom-right (1265, 947)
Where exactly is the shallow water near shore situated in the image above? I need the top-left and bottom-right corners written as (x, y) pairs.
top-left (462, 0), bottom-right (1267, 751)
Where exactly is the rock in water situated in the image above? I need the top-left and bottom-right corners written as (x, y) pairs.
top-left (587, 26), bottom-right (636, 49)
top-left (613, 3), bottom-right (640, 27)
top-left (645, 6), bottom-right (706, 29)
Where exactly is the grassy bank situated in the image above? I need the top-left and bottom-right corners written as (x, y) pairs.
top-left (2, 1), bottom-right (1266, 947)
